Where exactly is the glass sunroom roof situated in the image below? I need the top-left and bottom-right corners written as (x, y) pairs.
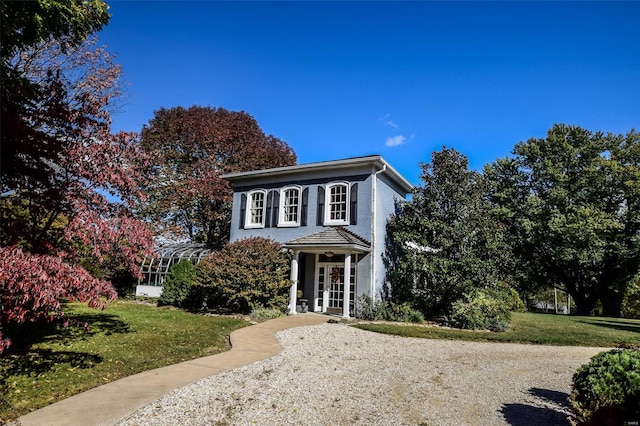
top-left (139, 243), bottom-right (219, 287)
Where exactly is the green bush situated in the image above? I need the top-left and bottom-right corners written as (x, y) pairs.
top-left (621, 277), bottom-right (640, 319)
top-left (354, 295), bottom-right (424, 323)
top-left (158, 260), bottom-right (198, 308)
top-left (196, 237), bottom-right (290, 314)
top-left (570, 348), bottom-right (640, 425)
top-left (448, 288), bottom-right (512, 331)
top-left (250, 307), bottom-right (284, 322)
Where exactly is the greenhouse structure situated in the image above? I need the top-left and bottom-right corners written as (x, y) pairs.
top-left (136, 243), bottom-right (218, 297)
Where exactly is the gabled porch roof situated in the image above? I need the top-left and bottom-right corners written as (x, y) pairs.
top-left (283, 227), bottom-right (371, 253)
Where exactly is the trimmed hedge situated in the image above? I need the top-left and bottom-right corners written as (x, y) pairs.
top-left (570, 348), bottom-right (640, 425)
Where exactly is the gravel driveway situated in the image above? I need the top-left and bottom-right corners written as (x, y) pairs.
top-left (118, 323), bottom-right (604, 426)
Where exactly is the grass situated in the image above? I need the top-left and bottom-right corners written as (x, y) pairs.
top-left (353, 312), bottom-right (640, 347)
top-left (0, 300), bottom-right (248, 423)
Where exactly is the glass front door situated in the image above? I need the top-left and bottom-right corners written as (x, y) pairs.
top-left (316, 263), bottom-right (355, 314)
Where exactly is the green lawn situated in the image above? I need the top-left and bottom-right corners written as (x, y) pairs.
top-left (354, 312), bottom-right (640, 347)
top-left (0, 301), bottom-right (248, 423)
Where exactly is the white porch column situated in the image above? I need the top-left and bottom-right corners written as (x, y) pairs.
top-left (288, 250), bottom-right (299, 315)
top-left (342, 253), bottom-right (351, 319)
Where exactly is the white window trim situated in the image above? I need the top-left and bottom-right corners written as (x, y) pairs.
top-left (245, 189), bottom-right (267, 229)
top-left (324, 181), bottom-right (350, 226)
top-left (278, 186), bottom-right (301, 227)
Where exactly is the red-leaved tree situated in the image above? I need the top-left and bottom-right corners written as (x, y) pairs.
top-left (0, 36), bottom-right (153, 352)
top-left (140, 106), bottom-right (297, 244)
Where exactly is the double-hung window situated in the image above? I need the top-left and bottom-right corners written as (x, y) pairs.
top-left (279, 186), bottom-right (301, 226)
top-left (325, 182), bottom-right (349, 225)
top-left (245, 190), bottom-right (266, 228)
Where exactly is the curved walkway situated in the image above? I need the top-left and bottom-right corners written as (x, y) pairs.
top-left (17, 313), bottom-right (330, 426)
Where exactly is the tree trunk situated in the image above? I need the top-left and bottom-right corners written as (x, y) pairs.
top-left (600, 292), bottom-right (624, 318)
top-left (571, 290), bottom-right (598, 316)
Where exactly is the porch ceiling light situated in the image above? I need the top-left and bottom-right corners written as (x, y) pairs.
top-left (325, 251), bottom-right (334, 258)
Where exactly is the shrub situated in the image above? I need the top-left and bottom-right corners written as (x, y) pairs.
top-left (355, 295), bottom-right (385, 320)
top-left (196, 237), bottom-right (290, 314)
top-left (158, 260), bottom-right (197, 308)
top-left (250, 308), bottom-right (284, 322)
top-left (448, 288), bottom-right (511, 331)
top-left (570, 348), bottom-right (640, 425)
top-left (621, 277), bottom-right (640, 319)
top-left (354, 295), bottom-right (424, 323)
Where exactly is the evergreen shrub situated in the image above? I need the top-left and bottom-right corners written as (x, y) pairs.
top-left (355, 295), bottom-right (424, 323)
top-left (158, 260), bottom-right (197, 308)
top-left (448, 288), bottom-right (511, 331)
top-left (570, 347), bottom-right (640, 425)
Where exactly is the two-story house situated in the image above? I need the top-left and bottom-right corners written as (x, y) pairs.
top-left (220, 155), bottom-right (412, 319)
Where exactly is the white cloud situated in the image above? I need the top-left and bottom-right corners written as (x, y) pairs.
top-left (385, 135), bottom-right (406, 147)
top-left (378, 114), bottom-right (398, 129)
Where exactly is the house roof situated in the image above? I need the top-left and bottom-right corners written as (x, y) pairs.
top-left (283, 227), bottom-right (371, 253)
top-left (220, 155), bottom-right (413, 193)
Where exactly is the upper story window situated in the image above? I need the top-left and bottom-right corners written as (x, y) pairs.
top-left (317, 182), bottom-right (358, 227)
top-left (245, 189), bottom-right (266, 228)
top-left (240, 187), bottom-right (308, 229)
top-left (279, 186), bottom-right (301, 226)
top-left (325, 182), bottom-right (349, 225)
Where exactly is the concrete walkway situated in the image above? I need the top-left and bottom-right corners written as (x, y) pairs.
top-left (17, 313), bottom-right (330, 426)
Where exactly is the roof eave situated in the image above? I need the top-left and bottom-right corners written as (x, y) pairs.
top-left (282, 243), bottom-right (371, 253)
top-left (220, 155), bottom-right (413, 194)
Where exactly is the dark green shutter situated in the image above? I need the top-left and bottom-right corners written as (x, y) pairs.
top-left (239, 193), bottom-right (247, 229)
top-left (272, 190), bottom-right (280, 226)
top-left (317, 186), bottom-right (325, 226)
top-left (265, 191), bottom-right (273, 228)
top-left (350, 183), bottom-right (358, 225)
top-left (301, 187), bottom-right (309, 226)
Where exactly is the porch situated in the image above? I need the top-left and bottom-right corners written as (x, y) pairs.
top-left (283, 227), bottom-right (371, 319)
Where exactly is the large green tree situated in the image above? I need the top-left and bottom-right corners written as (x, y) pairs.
top-left (385, 148), bottom-right (512, 317)
top-left (140, 106), bottom-right (297, 244)
top-left (486, 124), bottom-right (640, 316)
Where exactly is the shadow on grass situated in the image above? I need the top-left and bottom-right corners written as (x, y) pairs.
top-left (501, 388), bottom-right (572, 426)
top-left (1, 349), bottom-right (103, 377)
top-left (0, 312), bottom-right (130, 396)
top-left (2, 312), bottom-right (130, 355)
top-left (575, 318), bottom-right (640, 335)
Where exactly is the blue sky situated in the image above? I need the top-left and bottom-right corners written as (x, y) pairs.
top-left (98, 1), bottom-right (639, 185)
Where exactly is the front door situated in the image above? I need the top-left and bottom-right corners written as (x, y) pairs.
top-left (315, 263), bottom-right (355, 314)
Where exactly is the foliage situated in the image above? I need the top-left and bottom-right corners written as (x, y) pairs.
top-left (1, 0), bottom-right (110, 58)
top-left (139, 106), bottom-right (297, 244)
top-left (158, 260), bottom-right (198, 308)
top-left (448, 288), bottom-right (512, 331)
top-left (196, 237), bottom-right (291, 313)
top-left (0, 301), bottom-right (247, 422)
top-left (0, 22), bottom-right (153, 350)
top-left (384, 147), bottom-right (513, 318)
top-left (622, 276), bottom-right (640, 319)
top-left (506, 287), bottom-right (525, 313)
top-left (0, 246), bottom-right (117, 352)
top-left (354, 312), bottom-right (640, 347)
top-left (354, 295), bottom-right (424, 323)
top-left (1, 1), bottom-right (110, 180)
top-left (250, 307), bottom-right (285, 322)
top-left (570, 348), bottom-right (640, 425)
top-left (486, 124), bottom-right (640, 317)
